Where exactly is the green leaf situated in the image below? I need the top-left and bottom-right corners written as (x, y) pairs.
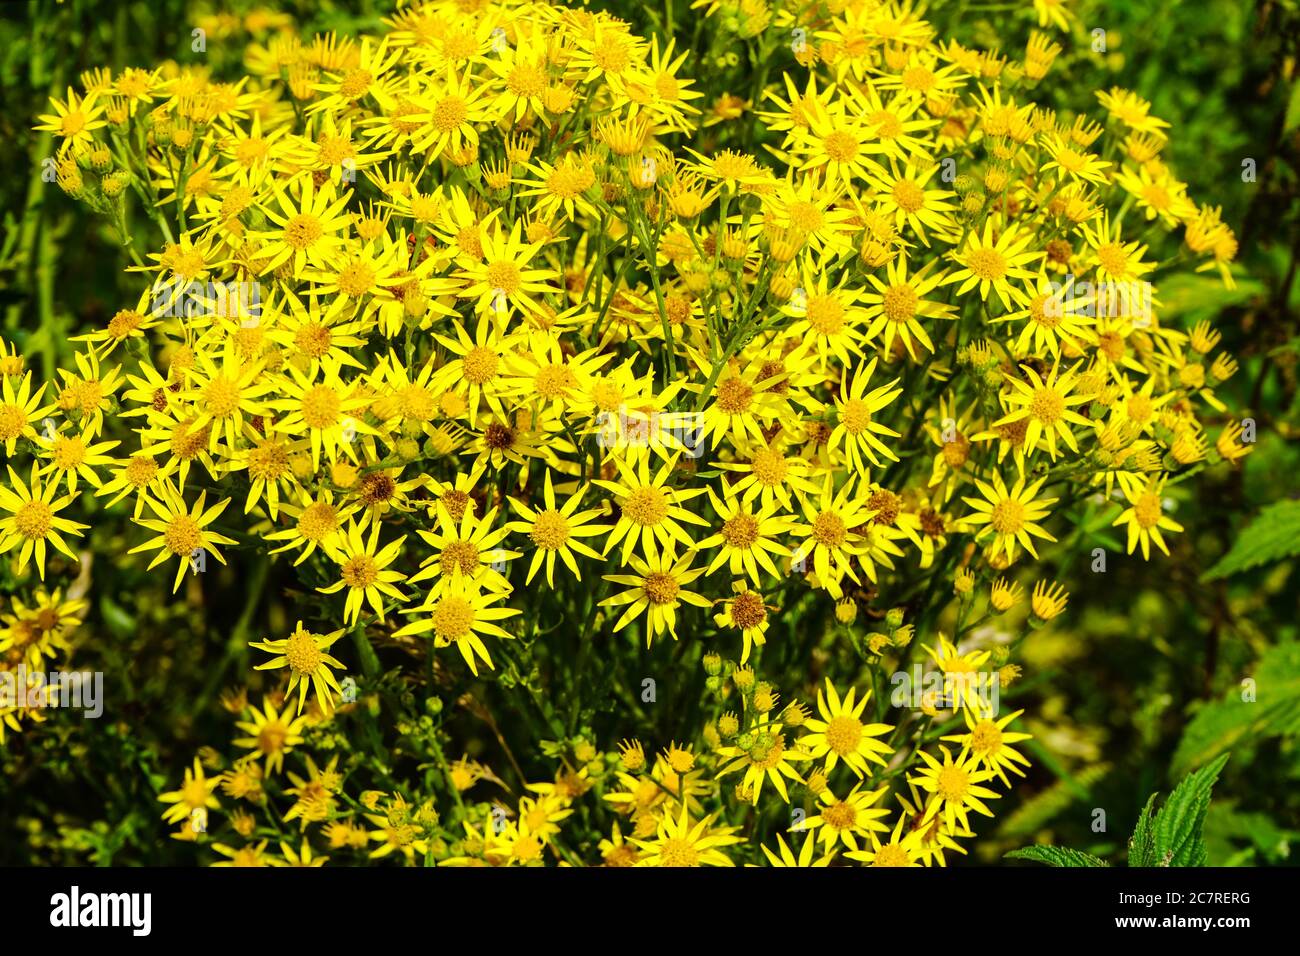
top-left (1005, 845), bottom-right (1110, 867)
top-left (1201, 499), bottom-right (1300, 581)
top-left (1149, 754), bottom-right (1230, 867)
top-left (1128, 793), bottom-right (1159, 867)
top-left (1285, 80), bottom-right (1300, 135)
top-left (1172, 642), bottom-right (1300, 775)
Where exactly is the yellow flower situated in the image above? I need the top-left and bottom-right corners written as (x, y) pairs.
top-left (234, 697), bottom-right (309, 774)
top-left (944, 219), bottom-right (1042, 311)
top-left (911, 745), bottom-right (1001, 831)
top-left (1112, 475), bottom-right (1184, 559)
top-left (631, 805), bottom-right (742, 867)
top-left (250, 621), bottom-right (347, 715)
top-left (600, 547), bottom-right (710, 646)
top-left (800, 679), bottom-right (894, 776)
top-left (128, 480), bottom-right (236, 592)
top-left (506, 472), bottom-right (609, 587)
top-left (1031, 579), bottom-right (1070, 620)
top-left (594, 453), bottom-right (708, 565)
top-left (318, 518), bottom-right (408, 625)
top-left (395, 577), bottom-right (520, 676)
top-left (993, 361), bottom-right (1095, 460)
top-left (715, 715), bottom-right (811, 804)
top-left (159, 756), bottom-right (221, 825)
top-left (962, 471), bottom-right (1058, 563)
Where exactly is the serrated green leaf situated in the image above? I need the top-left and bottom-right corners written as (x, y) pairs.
top-left (1172, 642), bottom-right (1300, 775)
top-left (1128, 793), bottom-right (1159, 867)
top-left (1202, 499), bottom-right (1300, 581)
top-left (1149, 754), bottom-right (1229, 867)
top-left (1005, 845), bottom-right (1111, 867)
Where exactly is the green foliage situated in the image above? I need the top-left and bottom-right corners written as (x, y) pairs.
top-left (1009, 755), bottom-right (1229, 867)
top-left (1201, 500), bottom-right (1300, 581)
top-left (1005, 845), bottom-right (1110, 867)
top-left (1148, 754), bottom-right (1231, 866)
top-left (1173, 643), bottom-right (1300, 776)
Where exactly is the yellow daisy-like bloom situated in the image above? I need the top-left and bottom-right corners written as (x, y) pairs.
top-left (941, 707), bottom-right (1034, 786)
top-left (514, 155), bottom-right (601, 224)
top-left (962, 471), bottom-right (1058, 563)
top-left (792, 104), bottom-right (887, 188)
top-left (996, 272), bottom-right (1096, 359)
top-left (712, 579), bottom-right (771, 664)
top-left (923, 633), bottom-right (996, 712)
top-left (409, 500), bottom-right (517, 595)
top-left (256, 176), bottom-right (353, 275)
top-left (715, 714), bottom-right (812, 805)
top-left (695, 487), bottom-right (791, 584)
top-left (365, 811), bottom-right (429, 863)
top-left (756, 832), bottom-right (836, 867)
top-left (408, 66), bottom-right (491, 161)
top-left (631, 805), bottom-right (742, 867)
top-left (805, 782), bottom-right (892, 851)
top-left (266, 487), bottom-right (357, 566)
top-left (843, 813), bottom-right (928, 867)
top-left (183, 340), bottom-right (276, 453)
top-left (594, 452), bottom-right (709, 565)
top-left (1095, 86), bottom-right (1170, 135)
top-left (1031, 579), bottom-right (1070, 621)
top-left (1113, 474), bottom-right (1184, 559)
top-left (507, 471), bottom-right (610, 587)
top-left (989, 576), bottom-right (1024, 612)
top-left (689, 353), bottom-right (789, 450)
top-left (35, 425), bottom-right (119, 495)
top-left (867, 158), bottom-right (959, 246)
top-left (430, 313), bottom-right (516, 427)
top-left (1040, 132), bottom-right (1112, 187)
top-left (911, 745), bottom-right (1001, 831)
top-left (250, 621), bottom-right (347, 716)
top-left (277, 837), bottom-right (329, 868)
top-left (780, 259), bottom-right (869, 369)
top-left (828, 357), bottom-right (904, 472)
top-left (600, 547), bottom-right (710, 646)
top-left (451, 218), bottom-right (559, 320)
top-left (394, 577), bottom-right (520, 676)
top-left (159, 756), bottom-right (221, 826)
top-left (800, 679), bottom-right (894, 776)
top-left (127, 480), bottom-right (236, 592)
top-left (318, 518), bottom-right (408, 625)
top-left (1080, 211), bottom-right (1155, 284)
top-left (271, 357), bottom-right (377, 469)
top-left (34, 86), bottom-right (107, 151)
top-left (992, 361), bottom-right (1095, 461)
top-left (234, 697), bottom-right (309, 774)
top-left (944, 219), bottom-right (1042, 311)
top-left (862, 256), bottom-right (955, 360)
top-left (789, 474), bottom-right (878, 598)
top-left (714, 436), bottom-right (821, 514)
top-left (0, 372), bottom-right (55, 455)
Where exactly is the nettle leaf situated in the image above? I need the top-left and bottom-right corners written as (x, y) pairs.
top-left (1145, 754), bottom-right (1230, 867)
top-left (1201, 499), bottom-right (1300, 581)
top-left (1128, 793), bottom-right (1159, 867)
top-left (1172, 642), bottom-right (1300, 776)
top-left (1005, 845), bottom-right (1110, 867)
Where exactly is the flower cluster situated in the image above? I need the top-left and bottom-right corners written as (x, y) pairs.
top-left (6, 0), bottom-right (1248, 865)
